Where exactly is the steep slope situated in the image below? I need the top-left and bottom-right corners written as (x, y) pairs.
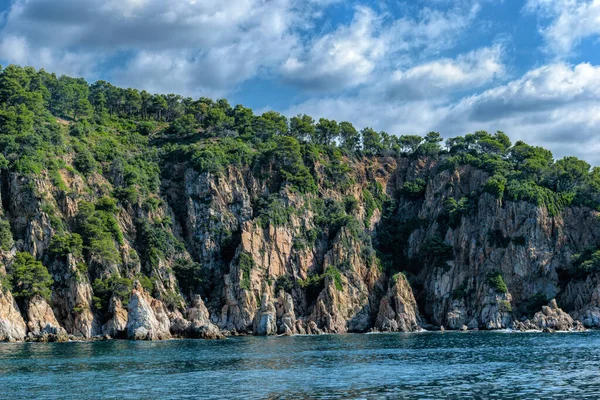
top-left (1, 65), bottom-right (600, 341)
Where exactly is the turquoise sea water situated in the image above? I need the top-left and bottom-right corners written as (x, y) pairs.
top-left (1, 331), bottom-right (600, 399)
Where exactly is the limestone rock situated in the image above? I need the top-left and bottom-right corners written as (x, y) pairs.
top-left (127, 280), bottom-right (171, 340)
top-left (480, 290), bottom-right (512, 330)
top-left (276, 291), bottom-right (296, 335)
top-left (26, 295), bottom-right (67, 341)
top-left (0, 285), bottom-right (26, 342)
top-left (375, 274), bottom-right (421, 332)
top-left (253, 292), bottom-right (277, 336)
top-left (513, 299), bottom-right (584, 332)
top-left (101, 295), bottom-right (128, 338)
top-left (186, 295), bottom-right (223, 339)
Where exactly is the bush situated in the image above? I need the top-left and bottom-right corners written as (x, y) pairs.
top-left (92, 276), bottom-right (134, 313)
top-left (483, 175), bottom-right (507, 199)
top-left (323, 266), bottom-right (343, 291)
top-left (487, 272), bottom-right (508, 293)
top-left (0, 220), bottom-right (13, 251)
top-left (8, 252), bottom-right (53, 300)
top-left (399, 178), bottom-right (426, 199)
top-left (274, 276), bottom-right (294, 293)
top-left (50, 233), bottom-right (83, 258)
top-left (238, 252), bottom-right (254, 291)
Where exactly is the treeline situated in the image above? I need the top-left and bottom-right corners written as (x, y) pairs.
top-left (2, 64), bottom-right (600, 214)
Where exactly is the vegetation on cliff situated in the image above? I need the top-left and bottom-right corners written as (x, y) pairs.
top-left (1, 64), bottom-right (600, 337)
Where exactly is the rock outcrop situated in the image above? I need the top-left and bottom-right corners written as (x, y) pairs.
top-left (0, 285), bottom-right (27, 342)
top-left (25, 296), bottom-right (67, 341)
top-left (102, 295), bottom-right (128, 338)
top-left (126, 281), bottom-right (171, 340)
top-left (375, 274), bottom-right (421, 332)
top-left (253, 291), bottom-right (277, 336)
top-left (513, 299), bottom-right (585, 332)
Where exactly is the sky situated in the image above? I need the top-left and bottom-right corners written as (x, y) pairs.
top-left (0, 0), bottom-right (600, 163)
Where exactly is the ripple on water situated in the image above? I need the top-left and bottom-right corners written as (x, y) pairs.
top-left (1, 331), bottom-right (600, 399)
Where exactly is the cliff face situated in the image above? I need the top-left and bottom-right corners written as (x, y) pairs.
top-left (1, 150), bottom-right (600, 341)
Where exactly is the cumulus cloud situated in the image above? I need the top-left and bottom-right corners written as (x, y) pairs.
top-left (385, 45), bottom-right (505, 100)
top-left (281, 6), bottom-right (385, 91)
top-left (0, 0), bottom-right (304, 93)
top-left (525, 0), bottom-right (600, 56)
top-left (286, 62), bottom-right (600, 163)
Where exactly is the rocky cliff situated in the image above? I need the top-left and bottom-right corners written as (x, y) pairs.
top-left (1, 65), bottom-right (600, 341)
top-left (2, 151), bottom-right (599, 341)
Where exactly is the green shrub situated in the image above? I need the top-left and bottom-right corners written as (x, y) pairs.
top-left (323, 266), bottom-right (343, 291)
top-left (172, 258), bottom-right (204, 296)
top-left (0, 220), bottom-right (13, 251)
top-left (50, 233), bottom-right (83, 258)
top-left (483, 175), bottom-right (507, 199)
top-left (274, 275), bottom-right (294, 293)
top-left (487, 272), bottom-right (508, 293)
top-left (92, 276), bottom-right (134, 312)
top-left (8, 252), bottom-right (53, 300)
top-left (399, 178), bottom-right (426, 199)
top-left (238, 252), bottom-right (254, 291)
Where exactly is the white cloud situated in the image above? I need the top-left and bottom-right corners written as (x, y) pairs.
top-left (0, 0), bottom-right (304, 92)
top-left (285, 62), bottom-right (600, 164)
top-left (281, 6), bottom-right (385, 91)
top-left (385, 45), bottom-right (505, 100)
top-left (0, 35), bottom-right (97, 77)
top-left (525, 0), bottom-right (600, 56)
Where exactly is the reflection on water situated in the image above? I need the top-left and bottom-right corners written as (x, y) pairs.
top-left (2, 331), bottom-right (600, 399)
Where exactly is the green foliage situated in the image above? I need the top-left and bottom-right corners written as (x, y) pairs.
top-left (8, 252), bottom-right (53, 300)
top-left (483, 175), bottom-right (507, 199)
top-left (255, 195), bottom-right (296, 228)
top-left (50, 233), bottom-right (83, 258)
top-left (505, 180), bottom-right (573, 217)
top-left (499, 300), bottom-right (512, 313)
top-left (420, 236), bottom-right (454, 270)
top-left (274, 275), bottom-right (294, 293)
top-left (188, 137), bottom-right (255, 175)
top-left (570, 246), bottom-right (600, 279)
top-left (520, 293), bottom-right (547, 317)
top-left (136, 218), bottom-right (184, 269)
top-left (238, 252), bottom-right (254, 291)
top-left (487, 272), bottom-right (508, 293)
top-left (323, 266), bottom-right (344, 291)
top-left (76, 199), bottom-right (124, 265)
top-left (452, 282), bottom-right (473, 300)
top-left (0, 219), bottom-right (14, 251)
top-left (172, 258), bottom-right (204, 297)
top-left (442, 196), bottom-right (473, 229)
top-left (268, 136), bottom-right (317, 193)
top-left (399, 178), bottom-right (427, 199)
top-left (92, 276), bottom-right (133, 313)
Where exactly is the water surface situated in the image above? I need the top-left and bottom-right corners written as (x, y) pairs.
top-left (1, 331), bottom-right (600, 399)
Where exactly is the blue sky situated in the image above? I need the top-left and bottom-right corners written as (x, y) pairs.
top-left (1, 0), bottom-right (600, 163)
